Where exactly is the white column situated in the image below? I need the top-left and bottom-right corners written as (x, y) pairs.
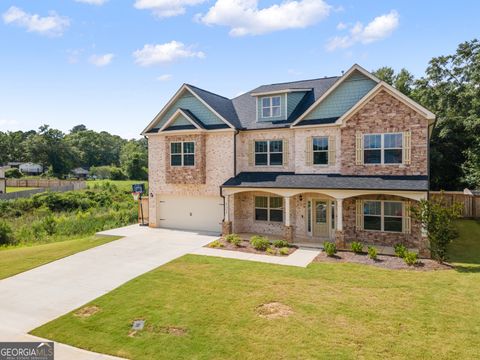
top-left (224, 195), bottom-right (230, 222)
top-left (285, 196), bottom-right (291, 226)
top-left (336, 198), bottom-right (343, 231)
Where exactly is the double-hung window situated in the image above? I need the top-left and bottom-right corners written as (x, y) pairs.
top-left (255, 196), bottom-right (283, 222)
top-left (255, 140), bottom-right (283, 166)
top-left (170, 141), bottom-right (195, 167)
top-left (363, 200), bottom-right (403, 232)
top-left (364, 133), bottom-right (403, 164)
top-left (313, 136), bottom-right (329, 165)
top-left (261, 96), bottom-right (281, 118)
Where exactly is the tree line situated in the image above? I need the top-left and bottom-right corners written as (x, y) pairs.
top-left (372, 38), bottom-right (480, 191)
top-left (0, 124), bottom-right (147, 180)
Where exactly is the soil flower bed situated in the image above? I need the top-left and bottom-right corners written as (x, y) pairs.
top-left (314, 250), bottom-right (452, 271)
top-left (206, 236), bottom-right (297, 256)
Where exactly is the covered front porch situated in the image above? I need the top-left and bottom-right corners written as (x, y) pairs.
top-left (221, 172), bottom-right (430, 255)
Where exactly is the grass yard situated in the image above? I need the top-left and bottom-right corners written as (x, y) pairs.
top-left (32, 220), bottom-right (480, 359)
top-left (0, 235), bottom-right (121, 279)
top-left (6, 186), bottom-right (37, 193)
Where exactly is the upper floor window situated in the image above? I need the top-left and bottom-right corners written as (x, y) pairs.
top-left (313, 136), bottom-right (329, 165)
top-left (364, 133), bottom-right (403, 164)
top-left (255, 140), bottom-right (283, 166)
top-left (171, 141), bottom-right (195, 167)
top-left (255, 196), bottom-right (283, 222)
top-left (261, 96), bottom-right (281, 118)
top-left (363, 200), bottom-right (403, 232)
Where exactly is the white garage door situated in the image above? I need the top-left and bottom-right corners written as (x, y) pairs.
top-left (158, 195), bottom-right (224, 233)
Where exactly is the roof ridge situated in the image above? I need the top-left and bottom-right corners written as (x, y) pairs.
top-left (186, 84), bottom-right (231, 100)
top-left (255, 75), bottom-right (340, 88)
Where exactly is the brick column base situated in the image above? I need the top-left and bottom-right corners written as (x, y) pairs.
top-left (222, 221), bottom-right (232, 236)
top-left (418, 236), bottom-right (431, 258)
top-left (335, 230), bottom-right (346, 249)
top-left (284, 225), bottom-right (294, 243)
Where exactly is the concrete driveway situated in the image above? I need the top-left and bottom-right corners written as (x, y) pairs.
top-left (0, 225), bottom-right (218, 359)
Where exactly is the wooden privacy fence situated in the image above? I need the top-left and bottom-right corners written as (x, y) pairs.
top-left (0, 183), bottom-right (87, 201)
top-left (6, 179), bottom-right (86, 190)
top-left (430, 189), bottom-right (480, 218)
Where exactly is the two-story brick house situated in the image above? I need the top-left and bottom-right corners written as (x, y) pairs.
top-left (142, 64), bottom-right (435, 256)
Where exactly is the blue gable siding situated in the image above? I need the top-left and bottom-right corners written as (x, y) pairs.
top-left (166, 113), bottom-right (191, 128)
top-left (303, 71), bottom-right (376, 121)
top-left (154, 91), bottom-right (224, 130)
top-left (257, 94), bottom-right (286, 122)
top-left (287, 92), bottom-right (306, 118)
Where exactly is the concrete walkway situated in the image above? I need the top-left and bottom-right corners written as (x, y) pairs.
top-left (0, 225), bottom-right (218, 359)
top-left (191, 247), bottom-right (320, 267)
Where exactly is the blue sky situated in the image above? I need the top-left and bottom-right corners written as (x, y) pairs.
top-left (0, 0), bottom-right (478, 139)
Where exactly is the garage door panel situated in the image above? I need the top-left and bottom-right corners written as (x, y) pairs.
top-left (158, 195), bottom-right (223, 233)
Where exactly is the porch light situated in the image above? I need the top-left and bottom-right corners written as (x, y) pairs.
top-left (299, 195), bottom-right (303, 202)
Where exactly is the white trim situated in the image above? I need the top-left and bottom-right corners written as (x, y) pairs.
top-left (259, 95), bottom-right (282, 119)
top-left (254, 139), bottom-right (284, 166)
top-left (141, 84), bottom-right (235, 135)
top-left (170, 140), bottom-right (196, 167)
top-left (363, 200), bottom-right (404, 233)
top-left (291, 64), bottom-right (381, 127)
top-left (145, 128), bottom-right (234, 137)
top-left (312, 136), bottom-right (329, 166)
top-left (251, 88), bottom-right (312, 96)
top-left (254, 195), bottom-right (284, 223)
top-left (363, 132), bottom-right (403, 165)
top-left (158, 109), bottom-right (204, 132)
top-left (339, 82), bottom-right (436, 126)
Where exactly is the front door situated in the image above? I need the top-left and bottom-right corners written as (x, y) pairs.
top-left (313, 200), bottom-right (330, 238)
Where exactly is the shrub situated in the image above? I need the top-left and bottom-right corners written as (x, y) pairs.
top-left (279, 247), bottom-right (289, 256)
top-left (411, 196), bottom-right (462, 262)
top-left (250, 235), bottom-right (270, 251)
top-left (403, 251), bottom-right (418, 266)
top-left (0, 221), bottom-right (15, 245)
top-left (394, 244), bottom-right (407, 258)
top-left (367, 246), bottom-right (378, 260)
top-left (42, 215), bottom-right (57, 235)
top-left (225, 233), bottom-right (241, 246)
top-left (351, 241), bottom-right (364, 254)
top-left (208, 240), bottom-right (224, 248)
top-left (323, 241), bottom-right (337, 257)
top-left (272, 239), bottom-right (289, 248)
top-left (266, 247), bottom-right (276, 255)
top-left (5, 168), bottom-right (22, 178)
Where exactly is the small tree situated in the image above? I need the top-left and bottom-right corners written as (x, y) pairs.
top-left (411, 195), bottom-right (463, 262)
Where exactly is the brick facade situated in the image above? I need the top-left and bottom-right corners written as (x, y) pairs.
top-left (340, 90), bottom-right (428, 176)
top-left (165, 133), bottom-right (206, 185)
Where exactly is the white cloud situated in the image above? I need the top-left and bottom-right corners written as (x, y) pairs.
top-left (199, 0), bottom-right (331, 36)
top-left (133, 41), bottom-right (205, 66)
top-left (2, 6), bottom-right (70, 36)
top-left (157, 74), bottom-right (173, 81)
top-left (336, 21), bottom-right (347, 30)
top-left (88, 53), bottom-right (115, 67)
top-left (75, 0), bottom-right (109, 5)
top-left (326, 10), bottom-right (399, 51)
top-left (134, 0), bottom-right (206, 18)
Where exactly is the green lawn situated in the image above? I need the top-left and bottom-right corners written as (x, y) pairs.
top-left (6, 186), bottom-right (37, 193)
top-left (87, 180), bottom-right (148, 193)
top-left (31, 220), bottom-right (480, 360)
top-left (0, 235), bottom-right (121, 279)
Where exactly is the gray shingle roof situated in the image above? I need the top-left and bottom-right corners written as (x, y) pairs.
top-left (222, 172), bottom-right (429, 191)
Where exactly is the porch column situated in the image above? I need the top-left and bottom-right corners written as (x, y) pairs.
top-left (335, 198), bottom-right (346, 249)
top-left (284, 196), bottom-right (294, 243)
top-left (222, 194), bottom-right (233, 236)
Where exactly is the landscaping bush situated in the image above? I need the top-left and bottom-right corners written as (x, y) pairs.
top-left (208, 240), bottom-right (224, 248)
top-left (225, 233), bottom-right (242, 246)
top-left (351, 241), bottom-right (364, 254)
top-left (367, 246), bottom-right (378, 260)
top-left (272, 239), bottom-right (289, 248)
top-left (279, 247), bottom-right (289, 256)
top-left (0, 221), bottom-right (15, 246)
top-left (403, 251), bottom-right (419, 266)
top-left (394, 244), bottom-right (407, 258)
top-left (266, 247), bottom-right (276, 255)
top-left (42, 215), bottom-right (57, 236)
top-left (323, 241), bottom-right (337, 257)
top-left (250, 235), bottom-right (270, 251)
top-left (5, 168), bottom-right (22, 178)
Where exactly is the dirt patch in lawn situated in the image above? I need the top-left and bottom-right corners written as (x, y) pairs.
top-left (142, 324), bottom-right (187, 336)
top-left (314, 251), bottom-right (453, 271)
top-left (206, 238), bottom-right (297, 256)
top-left (256, 302), bottom-right (293, 319)
top-left (74, 305), bottom-right (100, 318)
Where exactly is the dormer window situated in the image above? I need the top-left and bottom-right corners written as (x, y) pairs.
top-left (261, 96), bottom-right (281, 118)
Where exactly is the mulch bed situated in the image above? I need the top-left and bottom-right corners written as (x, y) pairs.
top-left (314, 251), bottom-right (453, 271)
top-left (205, 238), bottom-right (297, 256)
